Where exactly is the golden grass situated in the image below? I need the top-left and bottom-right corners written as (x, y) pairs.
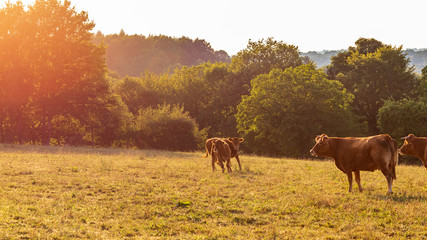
top-left (0, 144), bottom-right (426, 239)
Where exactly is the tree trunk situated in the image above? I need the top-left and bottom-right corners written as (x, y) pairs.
top-left (43, 114), bottom-right (52, 145)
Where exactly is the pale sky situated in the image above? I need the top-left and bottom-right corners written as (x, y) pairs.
top-left (5, 0), bottom-right (427, 55)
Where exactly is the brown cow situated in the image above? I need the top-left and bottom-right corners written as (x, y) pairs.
top-left (399, 134), bottom-right (427, 169)
top-left (209, 139), bottom-right (232, 173)
top-left (203, 137), bottom-right (244, 170)
top-left (310, 134), bottom-right (398, 194)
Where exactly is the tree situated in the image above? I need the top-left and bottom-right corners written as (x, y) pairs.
top-left (163, 62), bottom-right (246, 137)
top-left (236, 64), bottom-right (361, 157)
top-left (0, 0), bottom-right (110, 145)
top-left (418, 66), bottom-right (427, 100)
top-left (378, 99), bottom-right (427, 139)
top-left (113, 75), bottom-right (165, 116)
top-left (327, 38), bottom-right (417, 134)
top-left (230, 37), bottom-right (304, 96)
top-left (0, 2), bottom-right (34, 143)
top-left (378, 65), bottom-right (427, 139)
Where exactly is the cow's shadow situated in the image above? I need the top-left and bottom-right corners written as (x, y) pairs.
top-left (370, 193), bottom-right (427, 202)
top-left (231, 167), bottom-right (264, 178)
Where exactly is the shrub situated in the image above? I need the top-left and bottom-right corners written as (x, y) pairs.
top-left (134, 105), bottom-right (206, 151)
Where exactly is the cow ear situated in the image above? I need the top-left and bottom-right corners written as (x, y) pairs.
top-left (402, 134), bottom-right (415, 140)
top-left (239, 138), bottom-right (244, 142)
top-left (228, 137), bottom-right (233, 142)
top-left (320, 134), bottom-right (328, 142)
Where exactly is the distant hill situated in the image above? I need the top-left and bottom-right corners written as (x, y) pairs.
top-left (302, 49), bottom-right (427, 73)
top-left (405, 49), bottom-right (427, 73)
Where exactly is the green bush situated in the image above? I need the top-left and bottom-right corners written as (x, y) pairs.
top-left (134, 105), bottom-right (206, 151)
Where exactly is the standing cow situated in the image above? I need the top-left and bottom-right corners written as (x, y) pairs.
top-left (310, 134), bottom-right (398, 194)
top-left (209, 139), bottom-right (232, 173)
top-left (399, 134), bottom-right (427, 169)
top-left (204, 137), bottom-right (244, 170)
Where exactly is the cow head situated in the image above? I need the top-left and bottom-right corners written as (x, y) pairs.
top-left (228, 137), bottom-right (244, 151)
top-left (399, 134), bottom-right (416, 156)
top-left (212, 139), bottom-right (231, 159)
top-left (310, 134), bottom-right (330, 157)
top-left (211, 139), bottom-right (222, 154)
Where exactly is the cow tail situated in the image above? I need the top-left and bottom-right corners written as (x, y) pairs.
top-left (387, 135), bottom-right (398, 180)
top-left (205, 141), bottom-right (217, 159)
top-left (203, 145), bottom-right (209, 158)
top-left (392, 138), bottom-right (398, 180)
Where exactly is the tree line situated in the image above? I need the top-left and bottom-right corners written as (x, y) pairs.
top-left (1, 0), bottom-right (426, 158)
top-left (303, 49), bottom-right (427, 73)
top-left (92, 31), bottom-right (231, 77)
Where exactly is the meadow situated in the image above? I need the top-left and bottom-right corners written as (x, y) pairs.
top-left (0, 144), bottom-right (426, 239)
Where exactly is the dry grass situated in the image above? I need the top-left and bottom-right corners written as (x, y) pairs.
top-left (0, 144), bottom-right (426, 239)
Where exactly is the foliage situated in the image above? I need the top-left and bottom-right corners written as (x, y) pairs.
top-left (0, 145), bottom-right (426, 238)
top-left (92, 33), bottom-right (230, 76)
top-left (326, 38), bottom-right (417, 134)
top-left (134, 105), bottom-right (206, 151)
top-left (236, 64), bottom-right (362, 157)
top-left (87, 93), bottom-right (134, 147)
top-left (0, 0), bottom-right (115, 145)
top-left (112, 73), bottom-right (170, 115)
top-left (230, 37), bottom-right (304, 97)
top-left (378, 65), bottom-right (427, 140)
top-left (378, 99), bottom-right (427, 139)
top-left (418, 65), bottom-right (427, 100)
top-left (166, 62), bottom-right (241, 137)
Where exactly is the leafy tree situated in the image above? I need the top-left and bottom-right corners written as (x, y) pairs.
top-left (230, 37), bottom-right (304, 96)
top-left (0, 0), bottom-right (112, 145)
top-left (165, 62), bottom-right (244, 137)
top-left (0, 2), bottom-right (34, 143)
top-left (378, 99), bottom-right (427, 139)
top-left (418, 66), bottom-right (427, 100)
top-left (113, 74), bottom-right (167, 115)
top-left (327, 38), bottom-right (417, 134)
top-left (378, 65), bottom-right (427, 139)
top-left (236, 63), bottom-right (361, 157)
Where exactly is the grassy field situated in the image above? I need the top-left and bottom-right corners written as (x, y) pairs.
top-left (0, 144), bottom-right (426, 239)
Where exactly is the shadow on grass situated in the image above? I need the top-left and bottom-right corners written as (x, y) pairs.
top-left (230, 167), bottom-right (264, 178)
top-left (370, 193), bottom-right (427, 203)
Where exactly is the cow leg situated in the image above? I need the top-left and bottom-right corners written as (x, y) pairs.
top-left (381, 169), bottom-right (394, 194)
top-left (211, 155), bottom-right (216, 172)
top-left (235, 154), bottom-right (242, 171)
top-left (217, 161), bottom-right (225, 173)
top-left (211, 160), bottom-right (216, 172)
top-left (226, 160), bottom-right (232, 173)
top-left (354, 171), bottom-right (363, 192)
top-left (346, 172), bottom-right (353, 193)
